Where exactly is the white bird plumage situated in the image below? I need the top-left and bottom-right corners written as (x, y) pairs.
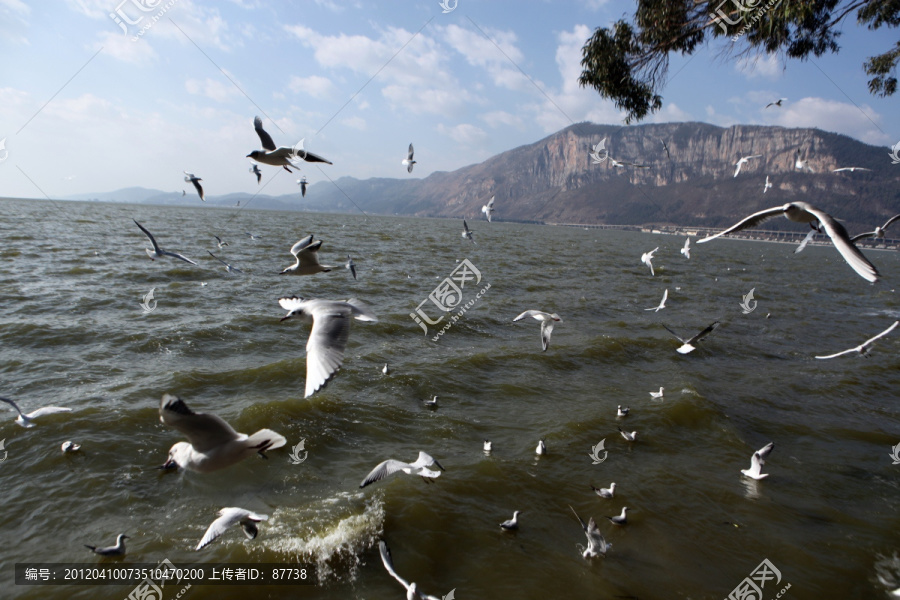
top-left (641, 247), bottom-right (658, 276)
top-left (733, 154), bottom-right (762, 177)
top-left (569, 506), bottom-right (611, 558)
top-left (591, 482), bottom-right (616, 498)
top-left (279, 234), bottom-right (334, 275)
top-left (513, 310), bottom-right (562, 352)
top-left (500, 510), bottom-right (521, 530)
top-left (0, 397), bottom-right (72, 428)
top-left (402, 143), bottom-right (416, 173)
top-left (360, 451), bottom-right (444, 488)
top-left (741, 442), bottom-right (774, 480)
top-left (681, 237), bottom-right (691, 259)
top-left (378, 541), bottom-right (443, 600)
top-left (134, 219), bottom-right (197, 265)
top-left (645, 289), bottom-right (668, 312)
top-left (196, 507), bottom-right (268, 551)
top-left (85, 534), bottom-right (129, 556)
top-left (663, 321), bottom-right (720, 354)
top-left (481, 196), bottom-right (495, 222)
top-left (815, 321), bottom-right (899, 360)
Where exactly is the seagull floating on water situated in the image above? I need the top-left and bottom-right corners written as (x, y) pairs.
top-left (360, 451), bottom-right (444, 488)
top-left (402, 143), bottom-right (416, 173)
top-left (641, 247), bottom-right (658, 276)
top-left (851, 214), bottom-right (900, 242)
top-left (663, 321), bottom-right (720, 354)
top-left (645, 289), bottom-right (668, 312)
top-left (278, 297), bottom-right (377, 398)
top-left (513, 310), bottom-right (562, 352)
top-left (134, 220), bottom-right (197, 265)
top-left (500, 511), bottom-right (521, 531)
top-left (461, 219), bottom-right (475, 244)
top-left (382, 363), bottom-right (389, 375)
top-left (618, 427), bottom-right (637, 442)
top-left (423, 396), bottom-right (438, 408)
top-left (681, 238), bottom-right (691, 259)
top-left (535, 439), bottom-right (546, 455)
top-left (247, 116), bottom-right (332, 173)
top-left (483, 440), bottom-right (492, 454)
top-left (378, 541), bottom-right (443, 600)
top-left (196, 507), bottom-right (268, 551)
top-left (184, 172), bottom-right (204, 201)
top-left (649, 387), bottom-right (664, 399)
top-left (591, 483), bottom-right (616, 498)
top-left (279, 234), bottom-right (333, 275)
top-left (61, 441), bottom-right (81, 453)
top-left (733, 154), bottom-right (762, 177)
top-left (605, 507), bottom-right (629, 525)
top-left (741, 442), bottom-right (774, 480)
top-left (207, 251), bottom-right (243, 274)
top-left (569, 505), bottom-right (611, 558)
top-left (158, 394), bottom-right (286, 473)
top-left (481, 196), bottom-right (495, 222)
top-left (815, 321), bottom-right (899, 360)
top-left (0, 397), bottom-right (72, 428)
top-left (696, 202), bottom-right (879, 282)
top-left (616, 405), bottom-right (629, 418)
top-left (85, 534), bottom-right (128, 557)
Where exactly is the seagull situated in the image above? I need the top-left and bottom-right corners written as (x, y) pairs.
top-left (481, 196), bottom-right (495, 222)
top-left (378, 541), bottom-right (442, 600)
top-left (850, 214), bottom-right (900, 242)
top-left (681, 238), bottom-right (691, 259)
top-left (763, 175), bottom-right (772, 193)
top-left (741, 442), bottom-right (774, 480)
top-left (483, 440), bottom-right (492, 454)
top-left (0, 397), bottom-right (72, 428)
top-left (794, 149), bottom-right (814, 172)
top-left (382, 363), bottom-right (389, 375)
top-left (184, 172), bottom-right (204, 201)
top-left (207, 251), bottom-right (243, 274)
top-left (345, 255), bottom-right (357, 280)
top-left (616, 405), bottom-right (629, 418)
top-left (250, 164), bottom-right (262, 184)
top-left (500, 511), bottom-right (521, 531)
top-left (196, 507), bottom-right (268, 551)
top-left (513, 310), bottom-right (562, 352)
top-left (61, 441), bottom-right (81, 453)
top-left (461, 219), bottom-right (475, 244)
top-left (696, 202), bottom-right (879, 282)
top-left (158, 394), bottom-right (286, 473)
top-left (764, 98), bottom-right (786, 109)
top-left (247, 116), bottom-right (332, 173)
top-left (402, 143), bottom-right (416, 173)
top-left (660, 138), bottom-right (671, 161)
top-left (832, 167), bottom-right (872, 173)
top-left (360, 451), bottom-right (444, 488)
top-left (535, 439), bottom-right (546, 455)
top-left (649, 387), bottom-right (664, 399)
top-left (662, 321), bottom-right (720, 354)
top-left (605, 507), bottom-right (629, 525)
top-left (298, 176), bottom-right (308, 197)
top-left (279, 234), bottom-right (334, 275)
top-left (641, 247), bottom-right (658, 276)
top-left (278, 297), bottom-right (378, 398)
top-left (423, 396), bottom-right (438, 408)
top-left (591, 483), bottom-right (616, 499)
top-left (245, 232), bottom-right (259, 241)
top-left (645, 289), bottom-right (668, 312)
top-left (85, 534), bottom-right (128, 557)
top-left (733, 154), bottom-right (762, 177)
top-left (815, 321), bottom-right (899, 359)
top-left (133, 220), bottom-right (197, 265)
top-left (213, 235), bottom-right (228, 249)
top-left (794, 228), bottom-right (817, 254)
top-left (569, 506), bottom-right (611, 558)
top-left (618, 427), bottom-right (637, 442)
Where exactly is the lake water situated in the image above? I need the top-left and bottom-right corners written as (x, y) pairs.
top-left (2, 197), bottom-right (900, 599)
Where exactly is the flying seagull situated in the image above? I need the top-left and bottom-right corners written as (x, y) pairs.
top-left (250, 164), bottom-right (262, 184)
top-left (360, 451), bottom-right (444, 488)
top-left (832, 167), bottom-right (872, 173)
top-left (207, 251), bottom-right (243, 274)
top-left (402, 143), bottom-right (416, 173)
top-left (298, 176), bottom-right (307, 197)
top-left (378, 541), bottom-right (443, 600)
top-left (741, 442), bottom-right (774, 480)
top-left (696, 202), bottom-right (879, 282)
top-left (500, 511), bottom-right (521, 531)
top-left (645, 289), bottom-right (668, 312)
top-left (764, 98), bottom-right (786, 109)
top-left (213, 235), bottom-right (228, 249)
top-left (815, 321), bottom-right (899, 360)
top-left (133, 220), bottom-right (197, 265)
top-left (794, 149), bottom-right (814, 172)
top-left (794, 229), bottom-right (817, 254)
top-left (591, 483), bottom-right (616, 499)
top-left (641, 247), bottom-right (658, 276)
top-left (733, 154), bottom-right (762, 177)
top-left (278, 297), bottom-right (378, 398)
top-left (605, 506), bottom-right (629, 525)
top-left (247, 116), bottom-right (332, 173)
top-left (196, 507), bottom-right (268, 551)
top-left (184, 172), bottom-right (204, 201)
top-left (85, 534), bottom-right (129, 557)
top-left (850, 214), bottom-right (900, 242)
top-left (481, 196), bottom-right (495, 222)
top-left (279, 234), bottom-right (334, 275)
top-left (345, 255), bottom-right (357, 280)
top-left (513, 310), bottom-right (562, 352)
top-left (158, 394), bottom-right (286, 473)
top-left (663, 321), bottom-right (720, 354)
top-left (0, 397), bottom-right (72, 428)
top-left (660, 138), bottom-right (671, 161)
top-left (569, 505), bottom-right (611, 558)
top-left (681, 238), bottom-right (691, 259)
top-left (461, 219), bottom-right (475, 244)
top-left (763, 175), bottom-right (772, 193)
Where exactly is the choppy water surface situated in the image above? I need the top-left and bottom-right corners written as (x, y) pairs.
top-left (2, 197), bottom-right (900, 599)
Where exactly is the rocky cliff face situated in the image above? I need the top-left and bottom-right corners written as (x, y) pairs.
top-left (302, 122), bottom-right (900, 232)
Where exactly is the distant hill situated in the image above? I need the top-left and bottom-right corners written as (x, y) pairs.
top-left (63, 122), bottom-right (900, 233)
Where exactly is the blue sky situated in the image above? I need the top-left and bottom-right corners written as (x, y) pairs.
top-left (0, 0), bottom-right (896, 200)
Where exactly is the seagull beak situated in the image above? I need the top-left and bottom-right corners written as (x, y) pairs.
top-left (157, 459), bottom-right (178, 470)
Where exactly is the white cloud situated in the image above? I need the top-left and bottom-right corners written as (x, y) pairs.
top-left (185, 73), bottom-right (242, 102)
top-left (442, 24), bottom-right (528, 92)
top-left (437, 122), bottom-right (488, 146)
top-left (94, 30), bottom-right (158, 64)
top-left (736, 53), bottom-right (782, 80)
top-left (288, 75), bottom-right (336, 99)
top-left (340, 115), bottom-right (367, 130)
top-left (480, 110), bottom-right (523, 129)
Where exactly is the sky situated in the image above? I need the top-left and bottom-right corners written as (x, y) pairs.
top-left (0, 0), bottom-right (897, 201)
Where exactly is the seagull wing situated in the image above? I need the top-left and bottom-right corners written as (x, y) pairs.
top-left (253, 116), bottom-right (277, 151)
top-left (290, 235), bottom-right (315, 257)
top-left (159, 394), bottom-right (241, 452)
top-left (696, 206), bottom-right (787, 243)
top-left (159, 250), bottom-right (198, 265)
top-left (662, 324), bottom-right (687, 344)
top-left (849, 231), bottom-right (875, 243)
top-left (882, 214), bottom-right (900, 231)
top-left (297, 242), bottom-right (325, 269)
top-left (298, 149), bottom-right (333, 165)
top-left (133, 220), bottom-right (163, 255)
top-left (513, 310), bottom-right (544, 322)
top-left (0, 397), bottom-right (25, 417)
top-left (407, 143), bottom-right (414, 161)
top-left (361, 459), bottom-right (411, 488)
top-left (804, 206), bottom-right (879, 282)
top-left (795, 228), bottom-right (817, 253)
top-left (304, 302), bottom-right (353, 398)
top-left (756, 442), bottom-right (774, 464)
top-left (196, 508), bottom-right (245, 550)
top-left (411, 451), bottom-right (443, 471)
top-left (378, 541), bottom-right (413, 592)
top-left (486, 196), bottom-right (495, 210)
top-left (817, 321), bottom-right (898, 359)
top-left (25, 406), bottom-right (72, 419)
top-left (540, 319), bottom-right (555, 351)
top-left (191, 178), bottom-right (204, 201)
top-left (686, 321), bottom-right (720, 344)
top-left (207, 251), bottom-right (229, 267)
